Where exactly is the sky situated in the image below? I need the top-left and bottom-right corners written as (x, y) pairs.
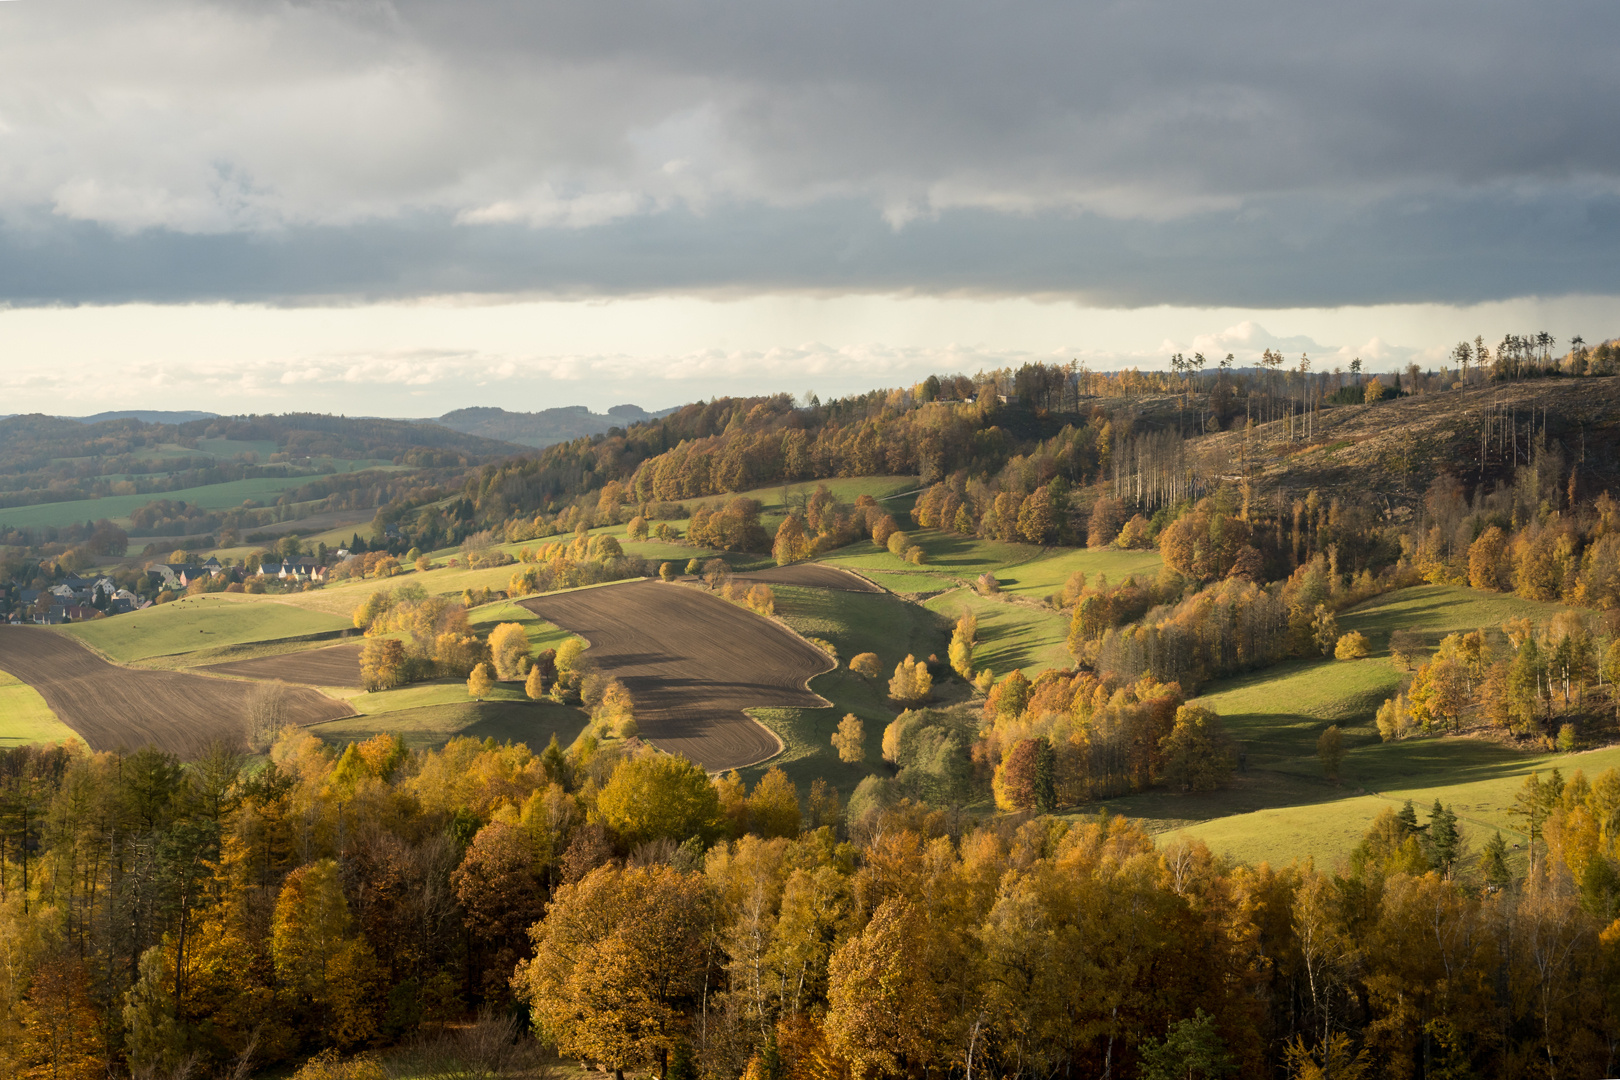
top-left (2, 0), bottom-right (1618, 416)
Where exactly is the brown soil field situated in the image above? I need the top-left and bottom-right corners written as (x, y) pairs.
top-left (732, 564), bottom-right (883, 593)
top-left (520, 580), bottom-right (833, 771)
top-left (0, 626), bottom-right (354, 758)
top-left (201, 643), bottom-right (364, 688)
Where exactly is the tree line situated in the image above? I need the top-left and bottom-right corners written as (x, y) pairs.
top-left (5, 732), bottom-right (1620, 1078)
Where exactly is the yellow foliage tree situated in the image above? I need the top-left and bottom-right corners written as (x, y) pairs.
top-left (831, 713), bottom-right (865, 763)
top-left (488, 622), bottom-right (530, 680)
top-left (746, 767), bottom-right (802, 839)
top-left (524, 662), bottom-right (545, 701)
top-left (888, 655), bottom-right (932, 704)
top-left (467, 662), bottom-right (494, 701)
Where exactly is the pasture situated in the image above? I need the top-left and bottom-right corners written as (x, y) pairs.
top-left (520, 579), bottom-right (834, 771)
top-left (0, 626), bottom-right (353, 759)
top-left (62, 594), bottom-right (350, 663)
top-left (0, 476), bottom-right (310, 531)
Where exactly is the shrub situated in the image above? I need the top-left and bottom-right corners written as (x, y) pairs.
top-left (849, 652), bottom-right (881, 678)
top-left (1335, 631), bottom-right (1370, 660)
top-left (886, 530), bottom-right (911, 558)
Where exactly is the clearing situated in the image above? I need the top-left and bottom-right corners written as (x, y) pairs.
top-left (0, 626), bottom-right (353, 759)
top-left (520, 580), bottom-right (834, 771)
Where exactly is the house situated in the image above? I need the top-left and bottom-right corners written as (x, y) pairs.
top-left (147, 563), bottom-right (209, 590)
top-left (258, 557), bottom-right (328, 582)
top-left (202, 556), bottom-right (223, 574)
top-left (64, 604), bottom-right (98, 621)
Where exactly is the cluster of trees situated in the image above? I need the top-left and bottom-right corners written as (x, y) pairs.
top-left (974, 668), bottom-right (1194, 803)
top-left (774, 488), bottom-right (901, 565)
top-left (1373, 614), bottom-right (1620, 745)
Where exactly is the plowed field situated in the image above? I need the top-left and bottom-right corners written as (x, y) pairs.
top-left (0, 626), bottom-right (353, 758)
top-left (733, 564), bottom-right (883, 593)
top-left (519, 580), bottom-right (833, 770)
top-left (202, 643), bottom-right (365, 687)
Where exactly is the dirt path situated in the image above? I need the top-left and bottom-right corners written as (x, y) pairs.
top-left (519, 580), bottom-right (834, 771)
top-left (0, 626), bottom-right (353, 758)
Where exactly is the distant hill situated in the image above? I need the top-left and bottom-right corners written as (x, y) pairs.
top-left (72, 410), bottom-right (221, 424)
top-left (433, 404), bottom-right (677, 448)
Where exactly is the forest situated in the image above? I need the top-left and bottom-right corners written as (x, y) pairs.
top-left (2, 731), bottom-right (1618, 1080)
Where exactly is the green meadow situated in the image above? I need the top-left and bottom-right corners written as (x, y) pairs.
top-left (61, 594), bottom-right (349, 663)
top-left (0, 670), bottom-right (79, 748)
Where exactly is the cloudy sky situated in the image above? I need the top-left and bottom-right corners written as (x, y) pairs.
top-left (2, 0), bottom-right (1617, 415)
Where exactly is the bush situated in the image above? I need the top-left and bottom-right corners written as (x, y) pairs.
top-left (849, 652), bottom-right (881, 678)
top-left (888, 655), bottom-right (933, 704)
top-left (1335, 631), bottom-right (1370, 660)
top-left (886, 530), bottom-right (911, 557)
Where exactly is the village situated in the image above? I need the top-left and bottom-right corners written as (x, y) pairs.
top-left (1, 548), bottom-right (349, 625)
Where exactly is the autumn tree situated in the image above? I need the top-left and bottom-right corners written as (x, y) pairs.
top-left (358, 636), bottom-right (406, 693)
top-left (1317, 725), bottom-right (1345, 781)
top-left (948, 611), bottom-right (977, 679)
top-left (516, 864), bottom-right (712, 1079)
top-left (746, 767), bottom-right (802, 839)
top-left (453, 821), bottom-right (545, 1000)
top-left (525, 662), bottom-right (545, 701)
top-left (1335, 631), bottom-right (1370, 660)
top-left (849, 652), bottom-right (881, 679)
top-left (1469, 526), bottom-right (1509, 590)
top-left (1376, 693), bottom-right (1414, 741)
top-left (467, 663), bottom-right (494, 701)
top-left (1157, 705), bottom-right (1236, 793)
top-left (773, 515), bottom-right (813, 566)
top-left (831, 714), bottom-right (865, 763)
top-left (888, 655), bottom-right (932, 704)
top-left (595, 752), bottom-right (724, 847)
top-left (825, 898), bottom-right (949, 1077)
top-left (488, 622), bottom-right (531, 680)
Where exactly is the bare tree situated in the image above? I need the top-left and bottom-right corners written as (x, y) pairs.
top-left (242, 681), bottom-right (291, 752)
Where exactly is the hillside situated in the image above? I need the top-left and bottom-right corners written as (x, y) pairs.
top-left (1192, 376), bottom-right (1620, 504)
top-left (433, 403), bottom-right (676, 448)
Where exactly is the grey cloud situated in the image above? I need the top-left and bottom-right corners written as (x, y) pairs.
top-left (0, 0), bottom-right (1617, 304)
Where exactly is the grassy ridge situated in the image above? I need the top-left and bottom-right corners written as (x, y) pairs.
top-left (924, 589), bottom-right (1072, 677)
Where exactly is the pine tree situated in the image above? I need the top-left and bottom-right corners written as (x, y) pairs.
top-left (1481, 829), bottom-right (1512, 890)
top-left (1428, 800), bottom-right (1459, 877)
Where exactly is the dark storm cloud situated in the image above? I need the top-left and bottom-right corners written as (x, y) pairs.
top-left (0, 0), bottom-right (1615, 305)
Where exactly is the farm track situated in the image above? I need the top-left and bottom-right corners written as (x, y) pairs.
top-left (201, 643), bottom-right (365, 688)
top-left (732, 564), bottom-right (884, 593)
top-left (0, 626), bottom-right (354, 758)
top-left (520, 580), bottom-right (834, 771)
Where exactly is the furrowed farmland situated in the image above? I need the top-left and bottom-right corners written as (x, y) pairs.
top-left (0, 625), bottom-right (353, 758)
top-left (521, 579), bottom-right (835, 771)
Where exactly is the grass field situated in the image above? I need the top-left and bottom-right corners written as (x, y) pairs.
top-left (0, 669), bottom-right (80, 748)
top-left (745, 580), bottom-right (947, 792)
top-left (467, 600), bottom-right (576, 653)
top-left (924, 589), bottom-right (1072, 677)
top-left (61, 594), bottom-right (350, 662)
top-left (997, 545), bottom-right (1163, 600)
top-left (1079, 583), bottom-right (1593, 866)
top-left (0, 476), bottom-right (311, 531)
